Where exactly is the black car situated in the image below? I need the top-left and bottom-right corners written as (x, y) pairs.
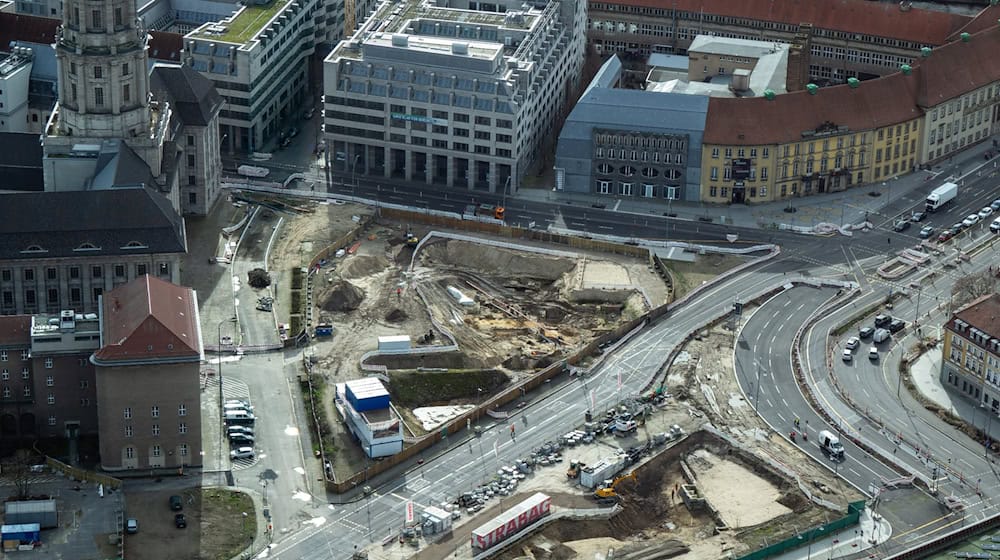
top-left (888, 319), bottom-right (906, 333)
top-left (174, 514), bottom-right (187, 528)
top-left (874, 314), bottom-right (892, 328)
top-left (859, 326), bottom-right (875, 339)
top-left (169, 495), bottom-right (183, 511)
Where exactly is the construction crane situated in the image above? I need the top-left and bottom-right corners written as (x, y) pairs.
top-left (344, 0), bottom-right (356, 37)
top-left (593, 471), bottom-right (636, 500)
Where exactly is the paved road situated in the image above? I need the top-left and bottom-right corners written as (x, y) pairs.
top-left (267, 260), bottom-right (802, 559)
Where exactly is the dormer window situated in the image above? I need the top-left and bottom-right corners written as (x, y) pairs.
top-left (20, 244), bottom-right (47, 254)
top-left (121, 241), bottom-right (147, 250)
top-left (74, 242), bottom-right (100, 252)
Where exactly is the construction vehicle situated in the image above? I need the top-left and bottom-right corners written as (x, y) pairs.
top-left (612, 418), bottom-right (638, 437)
top-left (566, 461), bottom-right (582, 479)
top-left (405, 228), bottom-right (419, 247)
top-left (593, 471), bottom-right (636, 500)
top-left (476, 203), bottom-right (505, 220)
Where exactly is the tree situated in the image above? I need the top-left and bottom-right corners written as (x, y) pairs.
top-left (950, 269), bottom-right (998, 310)
top-left (2, 449), bottom-right (37, 500)
top-left (247, 268), bottom-right (271, 289)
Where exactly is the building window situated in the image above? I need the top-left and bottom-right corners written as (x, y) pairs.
top-left (1, 351), bottom-right (7, 362)
top-left (152, 424), bottom-right (160, 436)
top-left (180, 444), bottom-right (189, 457)
top-left (22, 387), bottom-right (30, 397)
top-left (47, 288), bottom-right (58, 305)
top-left (90, 9), bottom-right (102, 29)
top-left (46, 267), bottom-right (57, 280)
top-left (124, 407), bottom-right (132, 419)
top-left (23, 269), bottom-right (34, 282)
top-left (2, 387), bottom-right (10, 398)
top-left (711, 147), bottom-right (719, 158)
top-left (125, 425), bottom-right (133, 437)
top-left (92, 287), bottom-right (102, 302)
top-left (47, 394), bottom-right (54, 405)
top-left (152, 445), bottom-right (161, 457)
top-left (80, 398), bottom-right (89, 406)
top-left (186, 135), bottom-right (194, 146)
top-left (158, 263), bottom-right (170, 277)
top-left (179, 422), bottom-right (187, 434)
top-left (94, 87), bottom-right (104, 107)
top-left (45, 358), bottom-right (53, 369)
top-left (80, 379), bottom-right (88, 388)
top-left (94, 66), bottom-right (102, 79)
top-left (69, 266), bottom-right (80, 279)
top-left (1, 370), bottom-right (7, 380)
top-left (25, 290), bottom-right (35, 306)
top-left (178, 404), bottom-right (187, 417)
top-left (45, 375), bottom-right (53, 386)
top-left (114, 264), bottom-right (125, 278)
top-left (21, 368), bottom-right (28, 379)
top-left (115, 7), bottom-right (123, 28)
top-left (151, 405), bottom-right (159, 418)
top-left (187, 154), bottom-right (195, 167)
top-left (92, 266), bottom-right (102, 279)
top-left (125, 447), bottom-right (134, 459)
top-left (136, 264), bottom-right (147, 276)
top-left (48, 416), bottom-right (56, 426)
top-left (123, 84), bottom-right (130, 104)
top-left (70, 288), bottom-right (81, 304)
top-left (71, 84), bottom-right (77, 102)
top-left (21, 350), bottom-right (28, 361)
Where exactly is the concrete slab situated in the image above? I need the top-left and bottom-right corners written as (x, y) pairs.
top-left (651, 246), bottom-right (697, 263)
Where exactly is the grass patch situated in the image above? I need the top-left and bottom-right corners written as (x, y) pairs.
top-left (195, 0), bottom-right (290, 43)
top-left (300, 375), bottom-right (336, 460)
top-left (200, 488), bottom-right (256, 560)
top-left (387, 369), bottom-right (509, 407)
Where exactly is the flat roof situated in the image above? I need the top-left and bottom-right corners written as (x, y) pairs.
top-left (191, 0), bottom-right (291, 44)
top-left (688, 35), bottom-right (788, 59)
top-left (346, 377), bottom-right (390, 399)
top-left (378, 335), bottom-right (411, 343)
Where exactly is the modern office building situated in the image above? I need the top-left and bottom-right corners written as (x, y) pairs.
top-left (0, 275), bottom-right (203, 471)
top-left (183, 0), bottom-right (324, 154)
top-left (335, 378), bottom-right (402, 458)
top-left (0, 48), bottom-right (35, 133)
top-left (322, 0), bottom-right (587, 193)
top-left (941, 294), bottom-right (1000, 414)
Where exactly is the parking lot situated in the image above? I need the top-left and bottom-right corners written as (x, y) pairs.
top-left (124, 487), bottom-right (201, 560)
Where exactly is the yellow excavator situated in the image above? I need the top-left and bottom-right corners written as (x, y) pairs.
top-left (593, 471), bottom-right (637, 500)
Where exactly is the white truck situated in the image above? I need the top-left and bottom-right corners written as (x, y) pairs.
top-left (237, 165), bottom-right (270, 178)
top-left (818, 430), bottom-right (845, 459)
top-left (925, 182), bottom-right (957, 212)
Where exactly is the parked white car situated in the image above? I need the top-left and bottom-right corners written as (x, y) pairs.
top-left (230, 446), bottom-right (255, 460)
top-left (980, 206), bottom-right (995, 219)
top-left (963, 214), bottom-right (981, 227)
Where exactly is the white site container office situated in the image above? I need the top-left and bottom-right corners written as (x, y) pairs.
top-left (377, 335), bottom-right (411, 352)
top-left (471, 492), bottom-right (552, 551)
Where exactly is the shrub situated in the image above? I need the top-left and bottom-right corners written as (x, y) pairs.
top-left (248, 268), bottom-right (271, 289)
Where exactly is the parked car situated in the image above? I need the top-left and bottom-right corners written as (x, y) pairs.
top-left (874, 314), bottom-right (892, 328)
top-left (892, 219), bottom-right (910, 232)
top-left (230, 446), bottom-right (255, 460)
top-left (229, 433), bottom-right (255, 444)
top-left (126, 518), bottom-right (139, 534)
top-left (952, 222), bottom-right (966, 232)
top-left (859, 326), bottom-right (875, 339)
top-left (225, 398), bottom-right (253, 410)
top-left (868, 346), bottom-right (879, 361)
top-left (873, 328), bottom-right (891, 343)
top-left (991, 198), bottom-right (1000, 211)
top-left (910, 211), bottom-right (926, 222)
top-left (845, 336), bottom-right (860, 350)
top-left (888, 319), bottom-right (906, 333)
top-left (303, 108), bottom-right (315, 120)
top-left (227, 425), bottom-right (255, 436)
top-left (963, 214), bottom-right (981, 227)
top-left (842, 348), bottom-right (853, 362)
top-left (174, 514), bottom-right (187, 528)
top-left (169, 495), bottom-right (183, 511)
top-left (980, 207), bottom-right (995, 219)
top-left (991, 218), bottom-right (1000, 234)
top-left (938, 229), bottom-right (955, 243)
top-left (919, 225), bottom-right (935, 238)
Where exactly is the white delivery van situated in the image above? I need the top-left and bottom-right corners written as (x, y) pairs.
top-left (818, 430), bottom-right (845, 459)
top-left (872, 328), bottom-right (890, 343)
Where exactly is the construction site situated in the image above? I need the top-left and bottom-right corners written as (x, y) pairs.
top-left (253, 197), bottom-right (858, 559)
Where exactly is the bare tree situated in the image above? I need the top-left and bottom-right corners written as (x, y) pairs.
top-left (2, 449), bottom-right (37, 500)
top-left (950, 269), bottom-right (998, 310)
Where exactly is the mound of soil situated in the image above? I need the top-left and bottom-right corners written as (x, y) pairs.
top-left (384, 308), bottom-right (408, 322)
top-left (422, 240), bottom-right (575, 282)
top-left (340, 254), bottom-right (390, 279)
top-left (319, 280), bottom-right (365, 312)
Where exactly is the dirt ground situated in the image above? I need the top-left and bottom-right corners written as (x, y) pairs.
top-left (123, 487), bottom-right (253, 560)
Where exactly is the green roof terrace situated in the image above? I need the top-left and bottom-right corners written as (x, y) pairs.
top-left (191, 0), bottom-right (292, 44)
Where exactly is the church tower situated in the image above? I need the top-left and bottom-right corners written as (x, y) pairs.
top-left (53, 0), bottom-right (152, 139)
top-left (44, 0), bottom-right (173, 197)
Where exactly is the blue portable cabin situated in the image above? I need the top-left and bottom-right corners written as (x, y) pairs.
top-left (1, 523), bottom-right (41, 544)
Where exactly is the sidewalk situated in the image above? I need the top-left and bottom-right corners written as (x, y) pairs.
top-left (771, 507), bottom-right (892, 560)
top-left (518, 137), bottom-right (1000, 229)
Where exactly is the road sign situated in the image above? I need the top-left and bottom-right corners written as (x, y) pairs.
top-left (733, 302), bottom-right (743, 316)
top-left (405, 501), bottom-right (414, 524)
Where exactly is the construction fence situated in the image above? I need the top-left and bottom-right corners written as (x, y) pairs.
top-left (735, 501), bottom-right (866, 560)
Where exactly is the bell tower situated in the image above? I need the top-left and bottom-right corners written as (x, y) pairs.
top-left (52, 0), bottom-right (152, 139)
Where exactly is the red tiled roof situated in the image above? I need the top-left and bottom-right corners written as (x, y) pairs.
top-left (94, 275), bottom-right (201, 364)
top-left (0, 316), bottom-right (31, 347)
top-left (0, 12), bottom-right (58, 47)
top-left (703, 69), bottom-right (922, 145)
top-left (148, 31), bottom-right (183, 62)
top-left (946, 3), bottom-right (1000, 41)
top-left (951, 294), bottom-right (1000, 341)
top-left (599, 0), bottom-right (971, 46)
top-left (913, 25), bottom-right (1000, 108)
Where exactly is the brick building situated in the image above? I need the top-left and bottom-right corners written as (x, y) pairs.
top-left (941, 294), bottom-right (1000, 413)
